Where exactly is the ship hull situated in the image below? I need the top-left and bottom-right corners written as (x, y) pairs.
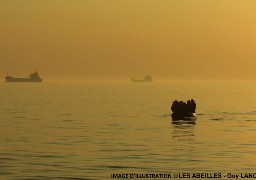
top-left (5, 77), bottom-right (42, 82)
top-left (131, 79), bottom-right (152, 82)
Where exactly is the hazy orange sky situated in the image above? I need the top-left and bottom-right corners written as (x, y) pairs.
top-left (1, 0), bottom-right (256, 81)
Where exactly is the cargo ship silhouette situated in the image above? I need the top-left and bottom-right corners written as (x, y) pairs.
top-left (131, 75), bottom-right (153, 82)
top-left (5, 70), bottom-right (43, 82)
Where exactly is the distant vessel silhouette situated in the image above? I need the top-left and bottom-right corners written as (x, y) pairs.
top-left (131, 75), bottom-right (153, 82)
top-left (5, 70), bottom-right (43, 82)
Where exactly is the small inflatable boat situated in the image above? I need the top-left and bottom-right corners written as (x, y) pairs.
top-left (171, 99), bottom-right (197, 122)
top-left (171, 112), bottom-right (197, 121)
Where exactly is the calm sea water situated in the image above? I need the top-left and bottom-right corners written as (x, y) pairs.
top-left (1, 82), bottom-right (256, 179)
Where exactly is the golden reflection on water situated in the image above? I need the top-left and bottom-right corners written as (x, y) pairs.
top-left (2, 82), bottom-right (256, 179)
top-left (172, 123), bottom-right (195, 141)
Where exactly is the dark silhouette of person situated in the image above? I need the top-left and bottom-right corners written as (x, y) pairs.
top-left (186, 100), bottom-right (191, 113)
top-left (171, 100), bottom-right (179, 113)
top-left (190, 99), bottom-right (196, 113)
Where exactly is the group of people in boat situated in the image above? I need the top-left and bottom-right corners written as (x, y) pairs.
top-left (171, 99), bottom-right (196, 118)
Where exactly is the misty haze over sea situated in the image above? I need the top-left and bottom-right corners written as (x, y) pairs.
top-left (1, 82), bottom-right (256, 179)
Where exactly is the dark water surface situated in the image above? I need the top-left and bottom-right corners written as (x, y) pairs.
top-left (1, 82), bottom-right (256, 179)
